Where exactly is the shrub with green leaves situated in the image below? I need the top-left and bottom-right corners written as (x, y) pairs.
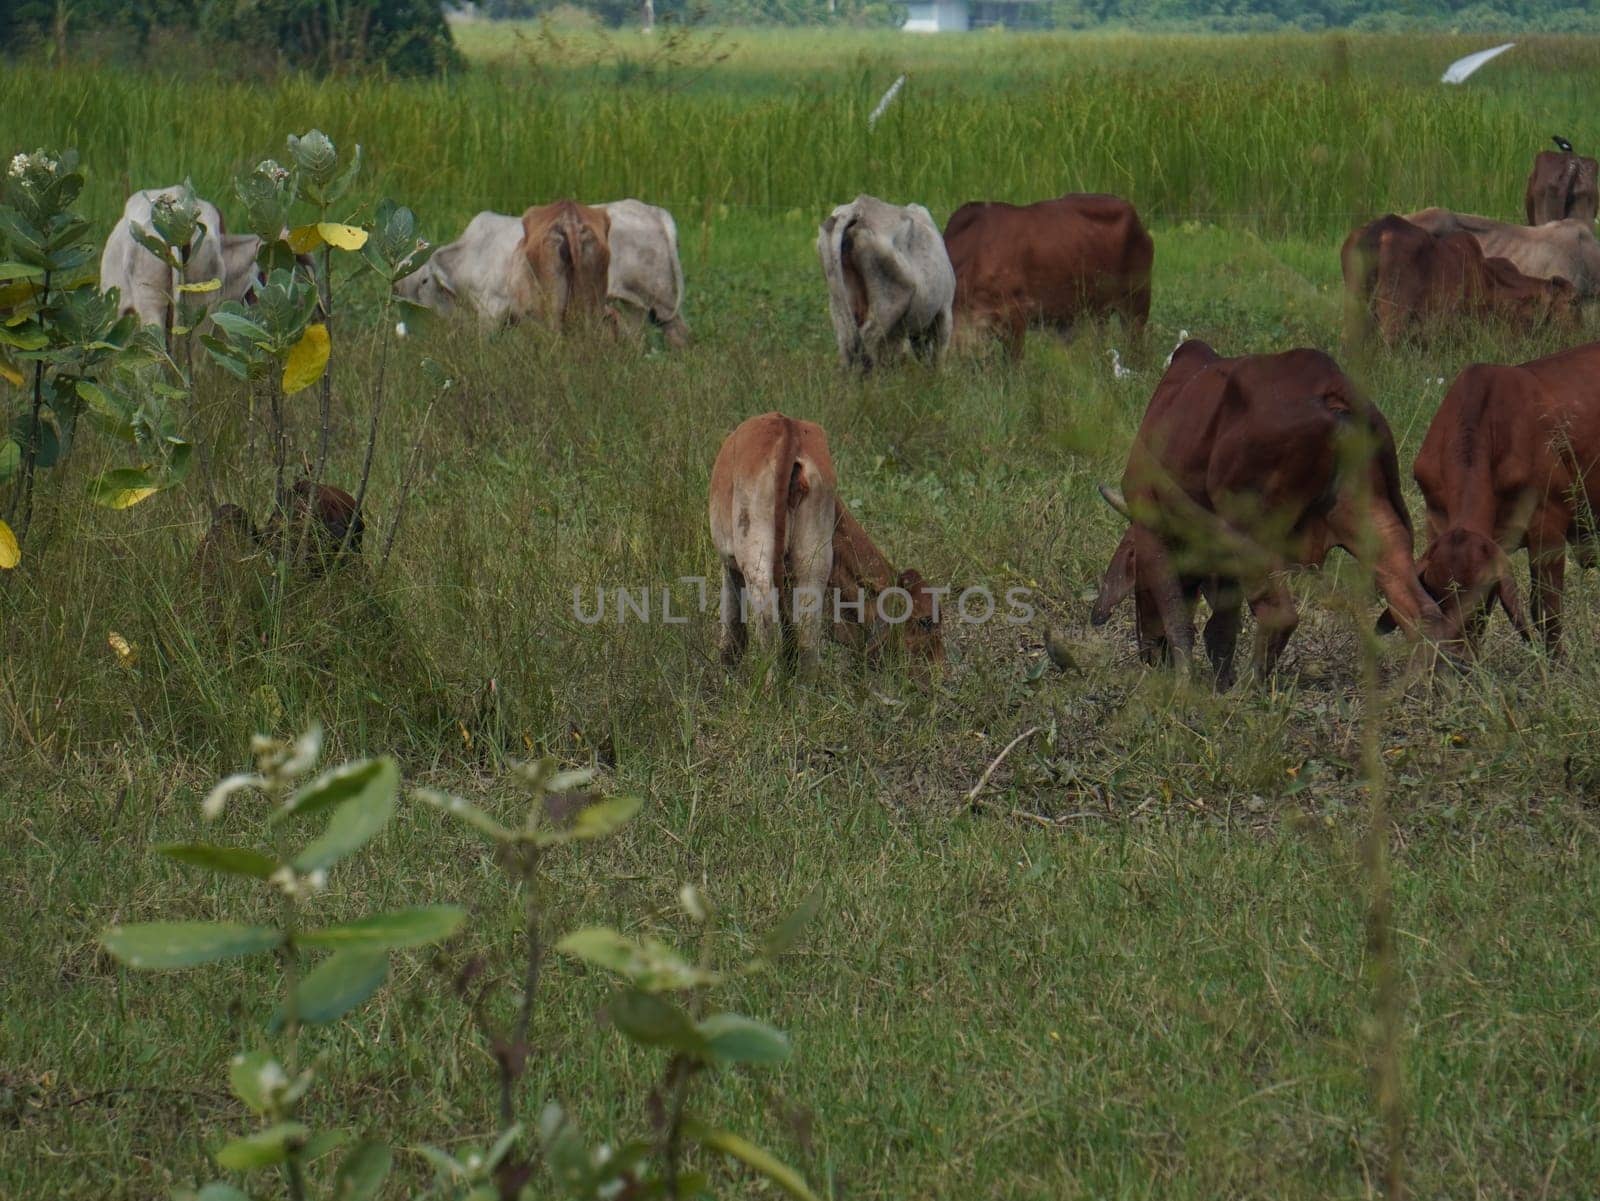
top-left (421, 761), bottom-right (826, 1201)
top-left (0, 148), bottom-right (190, 565)
top-left (101, 725), bottom-right (466, 1201)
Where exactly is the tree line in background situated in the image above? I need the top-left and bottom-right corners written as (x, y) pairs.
top-left (1, 0), bottom-right (1596, 74)
top-left (0, 0), bottom-right (462, 74)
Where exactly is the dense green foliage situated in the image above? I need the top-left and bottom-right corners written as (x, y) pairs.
top-left (0, 0), bottom-right (462, 74)
top-left (5, 29), bottom-right (1600, 1201)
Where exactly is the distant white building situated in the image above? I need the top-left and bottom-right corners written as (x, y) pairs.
top-left (903, 0), bottom-right (1046, 32)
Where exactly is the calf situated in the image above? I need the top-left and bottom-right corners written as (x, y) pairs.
top-left (1409, 342), bottom-right (1600, 653)
top-left (1095, 345), bottom-right (1441, 687)
top-left (817, 194), bottom-right (955, 370)
top-left (518, 200), bottom-right (611, 331)
top-left (943, 194), bottom-right (1152, 358)
top-left (1341, 214), bottom-right (1576, 344)
top-left (708, 412), bottom-right (943, 674)
top-left (1525, 143), bottom-right (1599, 226)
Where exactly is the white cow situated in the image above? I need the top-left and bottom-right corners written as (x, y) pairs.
top-left (395, 201), bottom-right (690, 345)
top-left (100, 186), bottom-right (233, 330)
top-left (599, 199), bottom-right (690, 347)
top-left (817, 194), bottom-right (954, 371)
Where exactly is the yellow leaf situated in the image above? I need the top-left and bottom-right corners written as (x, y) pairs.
top-left (108, 630), bottom-right (139, 669)
top-left (316, 222), bottom-right (368, 251)
top-left (0, 360), bottom-right (22, 387)
top-left (286, 224), bottom-right (323, 255)
top-left (176, 277), bottom-right (222, 294)
top-left (0, 518), bottom-right (18, 569)
top-left (100, 485), bottom-right (160, 510)
top-left (282, 323), bottom-right (331, 396)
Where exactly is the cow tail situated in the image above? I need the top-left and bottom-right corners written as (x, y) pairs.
top-left (771, 419), bottom-right (807, 596)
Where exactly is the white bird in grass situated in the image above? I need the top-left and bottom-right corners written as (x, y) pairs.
top-left (395, 321), bottom-right (409, 338)
top-left (1107, 348), bottom-right (1132, 380)
top-left (1164, 328), bottom-right (1191, 367)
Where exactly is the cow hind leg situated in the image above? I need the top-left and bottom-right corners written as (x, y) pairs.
top-left (719, 564), bottom-right (748, 667)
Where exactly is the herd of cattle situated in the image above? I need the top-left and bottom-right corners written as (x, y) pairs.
top-left (98, 136), bottom-right (1600, 684)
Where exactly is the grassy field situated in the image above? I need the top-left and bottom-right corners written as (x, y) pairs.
top-left (5, 28), bottom-right (1600, 1201)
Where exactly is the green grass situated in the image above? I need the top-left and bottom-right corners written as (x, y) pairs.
top-left (5, 28), bottom-right (1600, 1201)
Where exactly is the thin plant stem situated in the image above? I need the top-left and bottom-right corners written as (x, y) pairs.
top-left (10, 269), bottom-right (52, 541)
top-left (345, 285), bottom-right (393, 556)
top-left (314, 243), bottom-right (332, 482)
top-left (379, 386), bottom-right (440, 573)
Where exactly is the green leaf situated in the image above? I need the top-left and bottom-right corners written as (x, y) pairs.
top-left (0, 440), bottom-right (19, 484)
top-left (414, 788), bottom-right (513, 842)
top-left (228, 1050), bottom-right (284, 1115)
top-left (190, 1183), bottom-right (252, 1201)
top-left (102, 922), bottom-right (283, 970)
top-left (332, 1139), bottom-right (392, 1201)
top-left (277, 757), bottom-right (393, 826)
top-left (214, 1122), bottom-right (308, 1171)
top-left (572, 794), bottom-right (642, 841)
top-left (177, 277), bottom-right (223, 294)
top-left (413, 1144), bottom-right (465, 1179)
top-left (608, 989), bottom-right (709, 1055)
top-left (0, 323), bottom-right (48, 350)
top-left (555, 927), bottom-right (717, 991)
top-left (696, 1014), bottom-right (792, 1066)
top-left (300, 905), bottom-right (466, 951)
top-left (761, 883), bottom-right (825, 959)
top-left (282, 948), bottom-right (388, 1027)
top-left (88, 466), bottom-right (162, 510)
top-left (291, 757), bottom-right (399, 873)
top-left (157, 843), bottom-right (278, 880)
top-left (209, 309), bottom-right (271, 345)
top-left (0, 262), bottom-right (43, 281)
top-left (303, 1129), bottom-right (348, 1162)
top-left (682, 1118), bottom-right (821, 1201)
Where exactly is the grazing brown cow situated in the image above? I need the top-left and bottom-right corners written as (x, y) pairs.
top-left (708, 412), bottom-right (943, 674)
top-left (1525, 143), bottom-right (1599, 226)
top-left (517, 200), bottom-right (611, 330)
top-left (1340, 214), bottom-right (1577, 344)
top-left (1407, 341), bottom-right (1600, 654)
top-left (942, 194), bottom-right (1152, 358)
top-left (1094, 344), bottom-right (1441, 687)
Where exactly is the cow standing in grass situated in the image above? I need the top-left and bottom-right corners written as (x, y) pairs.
top-left (1406, 341), bottom-right (1600, 655)
top-left (1094, 343), bottom-right (1441, 687)
top-left (102, 186), bottom-right (289, 330)
top-left (817, 194), bottom-right (955, 370)
top-left (1340, 213), bottom-right (1577, 345)
top-left (708, 412), bottom-right (943, 675)
top-left (942, 193), bottom-right (1152, 358)
top-left (1405, 207), bottom-right (1600, 299)
top-left (518, 200), bottom-right (612, 332)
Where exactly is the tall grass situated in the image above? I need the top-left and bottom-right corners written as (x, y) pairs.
top-left (3, 32), bottom-right (1596, 242)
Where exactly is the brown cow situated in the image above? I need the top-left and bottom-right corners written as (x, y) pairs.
top-left (942, 194), bottom-right (1152, 358)
top-left (1093, 345), bottom-right (1441, 687)
top-left (1408, 341), bottom-right (1600, 654)
top-left (1525, 142), bottom-right (1599, 226)
top-left (708, 412), bottom-right (943, 674)
top-left (517, 200), bottom-right (611, 330)
top-left (1341, 214), bottom-right (1577, 344)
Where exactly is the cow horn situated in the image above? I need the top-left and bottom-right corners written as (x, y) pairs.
top-left (1096, 483), bottom-right (1131, 520)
